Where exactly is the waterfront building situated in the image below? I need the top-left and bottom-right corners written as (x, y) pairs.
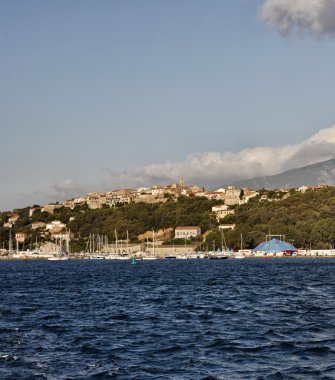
top-left (175, 226), bottom-right (201, 239)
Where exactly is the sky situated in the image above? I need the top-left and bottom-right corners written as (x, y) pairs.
top-left (1, 0), bottom-right (335, 210)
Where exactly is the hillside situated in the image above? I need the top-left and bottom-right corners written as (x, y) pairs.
top-left (233, 158), bottom-right (335, 190)
top-left (207, 187), bottom-right (335, 251)
top-left (2, 188), bottom-right (335, 251)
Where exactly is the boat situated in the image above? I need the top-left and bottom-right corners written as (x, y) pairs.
top-left (209, 253), bottom-right (228, 260)
top-left (142, 256), bottom-right (157, 260)
top-left (234, 252), bottom-right (246, 259)
top-left (88, 255), bottom-right (105, 260)
top-left (233, 234), bottom-right (248, 259)
top-left (48, 255), bottom-right (69, 261)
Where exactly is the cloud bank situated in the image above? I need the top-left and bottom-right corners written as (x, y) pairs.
top-left (104, 125), bottom-right (335, 189)
top-left (260, 0), bottom-right (335, 37)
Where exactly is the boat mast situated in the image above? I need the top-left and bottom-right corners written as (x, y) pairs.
top-left (8, 228), bottom-right (13, 254)
top-left (115, 229), bottom-right (118, 253)
top-left (126, 230), bottom-right (129, 255)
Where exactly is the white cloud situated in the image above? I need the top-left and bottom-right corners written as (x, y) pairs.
top-left (105, 125), bottom-right (335, 188)
top-left (49, 179), bottom-right (84, 201)
top-left (260, 0), bottom-right (335, 37)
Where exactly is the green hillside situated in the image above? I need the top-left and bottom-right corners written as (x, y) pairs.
top-left (1, 188), bottom-right (335, 252)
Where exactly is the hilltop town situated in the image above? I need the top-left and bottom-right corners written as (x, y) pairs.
top-left (0, 178), bottom-right (334, 258)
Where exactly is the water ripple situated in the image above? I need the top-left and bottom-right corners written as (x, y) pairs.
top-left (1, 259), bottom-right (335, 379)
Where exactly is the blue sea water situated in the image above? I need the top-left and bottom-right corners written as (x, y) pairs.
top-left (0, 259), bottom-right (335, 379)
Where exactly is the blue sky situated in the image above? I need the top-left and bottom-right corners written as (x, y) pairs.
top-left (1, 0), bottom-right (335, 209)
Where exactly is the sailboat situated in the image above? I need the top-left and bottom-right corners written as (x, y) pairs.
top-left (48, 231), bottom-right (70, 260)
top-left (212, 231), bottom-right (229, 259)
top-left (234, 233), bottom-right (246, 259)
top-left (142, 229), bottom-right (158, 259)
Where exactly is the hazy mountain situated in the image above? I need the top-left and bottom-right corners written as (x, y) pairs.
top-left (232, 158), bottom-right (335, 190)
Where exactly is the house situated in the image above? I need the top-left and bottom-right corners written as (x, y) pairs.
top-left (46, 220), bottom-right (66, 231)
top-left (15, 232), bottom-right (27, 243)
top-left (29, 208), bottom-right (39, 217)
top-left (297, 185), bottom-right (308, 193)
top-left (212, 205), bottom-right (235, 221)
top-left (215, 188), bottom-right (226, 194)
top-left (73, 196), bottom-right (87, 205)
top-left (8, 213), bottom-right (20, 224)
top-left (194, 191), bottom-right (207, 198)
top-left (63, 199), bottom-right (75, 209)
top-left (240, 189), bottom-right (259, 204)
top-left (135, 193), bottom-right (168, 204)
top-left (42, 204), bottom-right (63, 214)
top-left (219, 224), bottom-right (236, 230)
top-left (106, 191), bottom-right (133, 206)
top-left (50, 230), bottom-right (72, 240)
top-left (175, 226), bottom-right (201, 239)
top-left (202, 191), bottom-right (225, 201)
top-left (87, 192), bottom-right (107, 209)
top-left (31, 222), bottom-right (46, 230)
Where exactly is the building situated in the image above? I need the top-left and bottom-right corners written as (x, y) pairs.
top-left (297, 185), bottom-right (308, 193)
top-left (15, 232), bottom-right (27, 243)
top-left (8, 213), bottom-right (20, 224)
top-left (219, 224), bottom-right (236, 230)
top-left (31, 222), bottom-right (46, 230)
top-left (240, 189), bottom-right (259, 204)
top-left (175, 226), bottom-right (201, 239)
top-left (212, 205), bottom-right (235, 221)
top-left (29, 208), bottom-right (39, 217)
top-left (50, 230), bottom-right (72, 240)
top-left (63, 199), bottom-right (75, 209)
top-left (42, 204), bottom-right (63, 214)
top-left (73, 196), bottom-right (87, 205)
top-left (87, 192), bottom-right (107, 209)
top-left (202, 191), bottom-right (225, 201)
top-left (225, 186), bottom-right (241, 206)
top-left (45, 220), bottom-right (66, 231)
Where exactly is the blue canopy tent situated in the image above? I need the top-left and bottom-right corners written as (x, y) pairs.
top-left (254, 238), bottom-right (296, 254)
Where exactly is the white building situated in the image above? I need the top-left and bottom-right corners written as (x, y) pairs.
top-left (46, 220), bottom-right (66, 231)
top-left (212, 205), bottom-right (235, 221)
top-left (219, 224), bottom-right (236, 230)
top-left (175, 226), bottom-right (201, 239)
top-left (298, 185), bottom-right (308, 193)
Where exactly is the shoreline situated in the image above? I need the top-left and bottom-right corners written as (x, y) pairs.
top-left (1, 255), bottom-right (335, 261)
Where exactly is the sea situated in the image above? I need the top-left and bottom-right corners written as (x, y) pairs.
top-left (0, 258), bottom-right (335, 380)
